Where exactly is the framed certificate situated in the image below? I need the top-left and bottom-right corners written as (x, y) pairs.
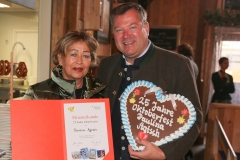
top-left (10, 99), bottom-right (114, 160)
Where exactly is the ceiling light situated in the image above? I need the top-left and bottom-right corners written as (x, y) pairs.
top-left (0, 3), bottom-right (10, 8)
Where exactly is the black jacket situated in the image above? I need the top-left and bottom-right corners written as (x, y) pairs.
top-left (211, 71), bottom-right (235, 102)
top-left (23, 66), bottom-right (107, 99)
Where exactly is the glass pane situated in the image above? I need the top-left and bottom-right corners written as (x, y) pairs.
top-left (222, 41), bottom-right (240, 83)
top-left (0, 0), bottom-right (39, 102)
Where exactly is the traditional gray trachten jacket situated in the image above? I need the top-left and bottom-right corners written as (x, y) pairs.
top-left (97, 43), bottom-right (202, 160)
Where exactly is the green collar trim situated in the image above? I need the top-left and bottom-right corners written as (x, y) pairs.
top-left (51, 66), bottom-right (76, 94)
top-left (140, 43), bottom-right (156, 68)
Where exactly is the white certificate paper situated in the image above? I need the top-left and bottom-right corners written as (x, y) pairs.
top-left (63, 102), bottom-right (109, 160)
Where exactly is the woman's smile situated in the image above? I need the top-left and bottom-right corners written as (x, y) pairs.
top-left (73, 67), bottom-right (83, 72)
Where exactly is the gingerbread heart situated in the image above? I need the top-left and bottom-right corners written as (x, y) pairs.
top-left (120, 80), bottom-right (196, 151)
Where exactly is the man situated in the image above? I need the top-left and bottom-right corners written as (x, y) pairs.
top-left (97, 2), bottom-right (202, 160)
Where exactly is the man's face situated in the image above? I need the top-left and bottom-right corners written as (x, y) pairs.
top-left (113, 9), bottom-right (149, 64)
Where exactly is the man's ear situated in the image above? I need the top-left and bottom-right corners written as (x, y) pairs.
top-left (57, 54), bottom-right (63, 65)
top-left (144, 22), bottom-right (150, 36)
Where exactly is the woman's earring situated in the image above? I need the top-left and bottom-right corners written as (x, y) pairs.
top-left (88, 69), bottom-right (92, 75)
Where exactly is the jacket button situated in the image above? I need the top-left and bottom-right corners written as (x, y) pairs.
top-left (112, 90), bottom-right (116, 95)
top-left (119, 72), bottom-right (122, 77)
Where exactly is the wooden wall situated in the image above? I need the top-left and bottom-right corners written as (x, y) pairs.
top-left (147, 0), bottom-right (200, 46)
top-left (51, 0), bottom-right (111, 70)
top-left (204, 103), bottom-right (240, 160)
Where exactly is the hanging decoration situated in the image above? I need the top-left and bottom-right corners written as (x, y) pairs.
top-left (204, 9), bottom-right (240, 27)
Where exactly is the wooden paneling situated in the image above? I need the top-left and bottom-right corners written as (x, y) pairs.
top-left (87, 31), bottom-right (111, 57)
top-left (97, 43), bottom-right (111, 56)
top-left (205, 103), bottom-right (240, 160)
top-left (66, 0), bottom-right (78, 31)
top-left (51, 0), bottom-right (66, 70)
top-left (51, 0), bottom-right (111, 71)
top-left (147, 0), bottom-right (200, 50)
top-left (147, 1), bottom-right (164, 25)
top-left (66, 0), bottom-right (83, 31)
top-left (198, 25), bottom-right (216, 142)
top-left (232, 109), bottom-right (240, 151)
top-left (84, 0), bottom-right (100, 30)
top-left (161, 0), bottom-right (180, 25)
top-left (213, 116), bottom-right (237, 160)
top-left (195, 0), bottom-right (220, 144)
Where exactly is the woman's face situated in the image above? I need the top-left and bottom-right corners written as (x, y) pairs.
top-left (220, 59), bottom-right (229, 70)
top-left (58, 41), bottom-right (91, 82)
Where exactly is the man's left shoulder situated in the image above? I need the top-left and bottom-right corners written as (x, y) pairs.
top-left (154, 46), bottom-right (188, 62)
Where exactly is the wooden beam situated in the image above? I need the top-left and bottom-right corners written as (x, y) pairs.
top-left (84, 0), bottom-right (100, 30)
top-left (51, 0), bottom-right (67, 70)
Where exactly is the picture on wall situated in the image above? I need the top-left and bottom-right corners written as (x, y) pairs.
top-left (149, 26), bottom-right (181, 51)
top-left (225, 0), bottom-right (240, 10)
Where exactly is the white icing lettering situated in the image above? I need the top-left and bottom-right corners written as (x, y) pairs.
top-left (131, 95), bottom-right (176, 136)
top-left (141, 116), bottom-right (164, 130)
top-left (169, 118), bottom-right (173, 126)
top-left (152, 101), bottom-right (157, 111)
top-left (137, 122), bottom-right (160, 138)
top-left (155, 113), bottom-right (164, 122)
top-left (132, 104), bottom-right (138, 110)
top-left (151, 102), bottom-right (174, 117)
top-left (132, 105), bottom-right (174, 127)
top-left (139, 97), bottom-right (144, 105)
top-left (132, 104), bottom-right (143, 112)
top-left (139, 96), bottom-right (150, 107)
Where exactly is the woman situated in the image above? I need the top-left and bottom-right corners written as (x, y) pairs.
top-left (211, 57), bottom-right (235, 103)
top-left (23, 31), bottom-right (107, 99)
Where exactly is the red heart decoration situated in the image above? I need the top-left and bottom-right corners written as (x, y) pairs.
top-left (138, 131), bottom-right (148, 140)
